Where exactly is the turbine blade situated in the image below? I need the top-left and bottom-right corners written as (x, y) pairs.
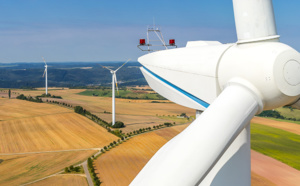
top-left (114, 74), bottom-right (119, 95)
top-left (115, 58), bottom-right (131, 72)
top-left (130, 84), bottom-right (259, 185)
top-left (98, 64), bottom-right (113, 71)
top-left (42, 69), bottom-right (46, 77)
top-left (42, 56), bottom-right (47, 65)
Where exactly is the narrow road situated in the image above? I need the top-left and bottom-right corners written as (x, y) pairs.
top-left (82, 160), bottom-right (94, 186)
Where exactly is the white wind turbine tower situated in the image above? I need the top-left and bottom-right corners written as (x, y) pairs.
top-left (131, 0), bottom-right (300, 185)
top-left (102, 59), bottom-right (131, 126)
top-left (42, 57), bottom-right (48, 95)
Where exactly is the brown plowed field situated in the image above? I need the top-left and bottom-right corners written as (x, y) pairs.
top-left (0, 150), bottom-right (95, 186)
top-left (0, 99), bottom-right (118, 153)
top-left (30, 174), bottom-right (88, 186)
top-left (251, 150), bottom-right (300, 186)
top-left (251, 117), bottom-right (300, 135)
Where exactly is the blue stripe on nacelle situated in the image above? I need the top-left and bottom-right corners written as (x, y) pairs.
top-left (142, 66), bottom-right (210, 108)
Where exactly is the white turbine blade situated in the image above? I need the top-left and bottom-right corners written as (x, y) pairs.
top-left (42, 56), bottom-right (47, 65)
top-left (42, 69), bottom-right (46, 77)
top-left (115, 58), bottom-right (131, 72)
top-left (232, 0), bottom-right (278, 43)
top-left (98, 64), bottom-right (113, 71)
top-left (130, 84), bottom-right (259, 186)
top-left (114, 74), bottom-right (119, 95)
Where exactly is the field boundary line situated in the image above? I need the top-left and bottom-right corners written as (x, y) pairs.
top-left (0, 148), bottom-right (101, 156)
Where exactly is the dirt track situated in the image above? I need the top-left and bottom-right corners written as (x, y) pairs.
top-left (251, 117), bottom-right (300, 186)
top-left (251, 150), bottom-right (300, 186)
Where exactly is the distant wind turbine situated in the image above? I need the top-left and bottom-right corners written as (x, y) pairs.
top-left (102, 59), bottom-right (131, 125)
top-left (42, 57), bottom-right (48, 95)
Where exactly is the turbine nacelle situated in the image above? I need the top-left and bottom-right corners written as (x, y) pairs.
top-left (139, 35), bottom-right (300, 113)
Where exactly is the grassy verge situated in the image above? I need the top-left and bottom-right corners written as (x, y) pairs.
top-left (251, 123), bottom-right (300, 170)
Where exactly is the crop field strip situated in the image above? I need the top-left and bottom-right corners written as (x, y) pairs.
top-left (94, 124), bottom-right (189, 186)
top-left (0, 150), bottom-right (95, 186)
top-left (0, 112), bottom-right (118, 153)
top-left (0, 99), bottom-right (72, 121)
top-left (0, 99), bottom-right (118, 153)
top-left (29, 174), bottom-right (88, 186)
top-left (251, 123), bottom-right (300, 170)
top-left (252, 117), bottom-right (300, 135)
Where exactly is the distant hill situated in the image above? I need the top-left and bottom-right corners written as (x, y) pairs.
top-left (0, 62), bottom-right (147, 88)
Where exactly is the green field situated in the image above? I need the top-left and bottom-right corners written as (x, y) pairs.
top-left (275, 107), bottom-right (300, 120)
top-left (77, 89), bottom-right (166, 100)
top-left (251, 123), bottom-right (300, 170)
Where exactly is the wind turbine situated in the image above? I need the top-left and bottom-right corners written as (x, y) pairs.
top-left (131, 0), bottom-right (300, 185)
top-left (42, 57), bottom-right (48, 95)
top-left (102, 59), bottom-right (131, 126)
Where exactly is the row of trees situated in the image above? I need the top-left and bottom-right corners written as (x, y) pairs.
top-left (88, 157), bottom-right (101, 186)
top-left (16, 94), bottom-right (43, 103)
top-left (39, 93), bottom-right (62, 99)
top-left (46, 99), bottom-right (73, 107)
top-left (87, 120), bottom-right (179, 185)
top-left (258, 109), bottom-right (300, 121)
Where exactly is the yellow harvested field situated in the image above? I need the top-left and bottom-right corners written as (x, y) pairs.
top-left (94, 124), bottom-right (189, 186)
top-left (0, 150), bottom-right (95, 186)
top-left (30, 174), bottom-right (88, 186)
top-left (0, 99), bottom-right (118, 153)
top-left (0, 99), bottom-right (72, 121)
top-left (14, 88), bottom-right (196, 117)
top-left (12, 88), bottom-right (195, 133)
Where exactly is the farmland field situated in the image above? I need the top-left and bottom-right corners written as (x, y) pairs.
top-left (3, 87), bottom-right (300, 185)
top-left (94, 121), bottom-right (300, 186)
top-left (11, 88), bottom-right (194, 133)
top-left (251, 123), bottom-right (300, 170)
top-left (251, 117), bottom-right (300, 135)
top-left (30, 174), bottom-right (88, 186)
top-left (93, 124), bottom-right (189, 186)
top-left (0, 98), bottom-right (118, 185)
top-left (0, 100), bottom-right (118, 153)
top-left (0, 150), bottom-right (95, 186)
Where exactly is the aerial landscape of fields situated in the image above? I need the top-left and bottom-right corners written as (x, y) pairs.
top-left (0, 87), bottom-right (300, 185)
top-left (1, 1), bottom-right (300, 185)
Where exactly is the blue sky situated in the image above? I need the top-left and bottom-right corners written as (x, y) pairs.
top-left (0, 0), bottom-right (299, 62)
